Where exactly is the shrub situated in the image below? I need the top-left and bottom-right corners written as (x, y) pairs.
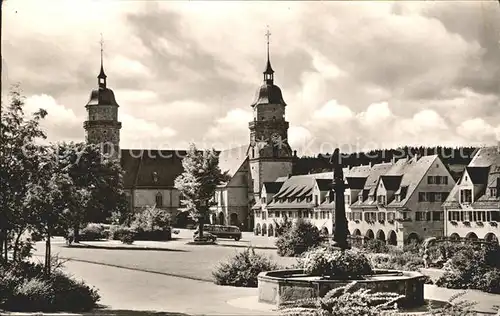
top-left (370, 251), bottom-right (423, 271)
top-left (120, 231), bottom-right (135, 245)
top-left (131, 206), bottom-right (172, 233)
top-left (48, 271), bottom-right (100, 312)
top-left (276, 219), bottom-right (321, 257)
top-left (363, 239), bottom-right (390, 253)
top-left (0, 262), bottom-right (100, 312)
top-left (280, 282), bottom-right (402, 316)
top-left (212, 247), bottom-right (279, 287)
top-left (109, 225), bottom-right (135, 240)
top-left (436, 244), bottom-right (500, 294)
top-left (78, 223), bottom-right (106, 241)
top-left (6, 278), bottom-right (54, 312)
top-left (301, 247), bottom-right (373, 278)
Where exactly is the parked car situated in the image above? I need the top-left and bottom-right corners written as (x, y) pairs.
top-left (193, 231), bottom-right (217, 242)
top-left (193, 224), bottom-right (242, 241)
top-left (172, 229), bottom-right (180, 235)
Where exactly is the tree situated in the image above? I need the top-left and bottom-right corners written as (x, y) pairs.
top-left (24, 146), bottom-right (71, 275)
top-left (174, 144), bottom-right (227, 240)
top-left (52, 142), bottom-right (127, 242)
top-left (0, 84), bottom-right (47, 263)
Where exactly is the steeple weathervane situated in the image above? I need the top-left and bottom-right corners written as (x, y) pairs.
top-left (98, 33), bottom-right (107, 88)
top-left (264, 25), bottom-right (274, 84)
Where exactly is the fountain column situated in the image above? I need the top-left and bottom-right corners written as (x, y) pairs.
top-left (331, 148), bottom-right (350, 250)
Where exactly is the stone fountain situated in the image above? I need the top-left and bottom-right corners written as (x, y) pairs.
top-left (257, 148), bottom-right (426, 308)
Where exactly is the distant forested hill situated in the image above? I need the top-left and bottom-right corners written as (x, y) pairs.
top-left (292, 146), bottom-right (477, 179)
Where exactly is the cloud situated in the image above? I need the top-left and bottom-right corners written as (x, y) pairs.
top-left (24, 94), bottom-right (82, 142)
top-left (3, 1), bottom-right (500, 153)
top-left (205, 109), bottom-right (252, 148)
top-left (120, 113), bottom-right (177, 149)
top-left (456, 118), bottom-right (499, 145)
top-left (312, 100), bottom-right (354, 122)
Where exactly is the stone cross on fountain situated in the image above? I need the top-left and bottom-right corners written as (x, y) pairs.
top-left (330, 148), bottom-right (350, 250)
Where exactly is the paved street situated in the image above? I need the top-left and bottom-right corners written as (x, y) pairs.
top-left (33, 231), bottom-right (295, 282)
top-left (29, 232), bottom-right (500, 315)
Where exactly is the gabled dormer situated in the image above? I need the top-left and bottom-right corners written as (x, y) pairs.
top-left (458, 169), bottom-right (474, 205)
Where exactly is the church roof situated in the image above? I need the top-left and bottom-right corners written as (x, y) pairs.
top-left (86, 87), bottom-right (119, 107)
top-left (121, 149), bottom-right (187, 189)
top-left (250, 83), bottom-right (287, 107)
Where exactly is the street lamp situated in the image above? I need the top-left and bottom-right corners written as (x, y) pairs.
top-left (330, 148), bottom-right (350, 250)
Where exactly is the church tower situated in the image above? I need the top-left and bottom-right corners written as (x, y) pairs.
top-left (247, 28), bottom-right (294, 203)
top-left (83, 36), bottom-right (122, 160)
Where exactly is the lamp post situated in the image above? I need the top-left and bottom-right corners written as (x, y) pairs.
top-left (331, 148), bottom-right (350, 250)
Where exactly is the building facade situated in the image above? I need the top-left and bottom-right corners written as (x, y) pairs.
top-left (443, 146), bottom-right (500, 244)
top-left (255, 155), bottom-right (457, 247)
top-left (348, 155), bottom-right (456, 246)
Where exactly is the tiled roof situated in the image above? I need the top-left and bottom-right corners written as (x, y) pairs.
top-left (121, 149), bottom-right (189, 189)
top-left (388, 155), bottom-right (438, 207)
top-left (316, 179), bottom-right (332, 191)
top-left (267, 202), bottom-right (315, 209)
top-left (381, 175), bottom-right (403, 191)
top-left (466, 166), bottom-right (490, 185)
top-left (346, 177), bottom-right (367, 190)
top-left (352, 162), bottom-right (393, 207)
top-left (469, 146), bottom-right (500, 167)
top-left (443, 147), bottom-right (500, 208)
top-left (263, 182), bottom-right (284, 194)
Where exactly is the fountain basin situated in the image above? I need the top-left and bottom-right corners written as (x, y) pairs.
top-left (258, 269), bottom-right (425, 307)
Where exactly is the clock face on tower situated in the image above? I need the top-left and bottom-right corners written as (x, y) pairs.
top-left (271, 133), bottom-right (280, 143)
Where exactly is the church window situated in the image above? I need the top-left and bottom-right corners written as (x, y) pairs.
top-left (155, 192), bottom-right (163, 208)
top-left (273, 145), bottom-right (278, 158)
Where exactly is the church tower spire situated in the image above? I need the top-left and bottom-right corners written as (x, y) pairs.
top-left (264, 26), bottom-right (274, 84)
top-left (98, 33), bottom-right (107, 89)
top-left (84, 33), bottom-right (122, 161)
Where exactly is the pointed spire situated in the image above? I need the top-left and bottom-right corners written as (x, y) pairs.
top-left (98, 33), bottom-right (107, 88)
top-left (263, 26), bottom-right (274, 84)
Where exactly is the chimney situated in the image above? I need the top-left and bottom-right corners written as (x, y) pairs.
top-left (391, 156), bottom-right (396, 164)
top-left (293, 150), bottom-right (298, 157)
top-left (369, 161), bottom-right (372, 167)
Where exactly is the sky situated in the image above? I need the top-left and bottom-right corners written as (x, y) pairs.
top-left (2, 0), bottom-right (500, 156)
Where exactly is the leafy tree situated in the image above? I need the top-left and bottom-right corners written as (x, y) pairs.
top-left (0, 84), bottom-right (47, 263)
top-left (52, 142), bottom-right (127, 242)
top-left (174, 144), bottom-right (227, 239)
top-left (24, 146), bottom-right (72, 275)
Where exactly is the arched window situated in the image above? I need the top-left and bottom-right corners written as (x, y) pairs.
top-left (155, 192), bottom-right (163, 208)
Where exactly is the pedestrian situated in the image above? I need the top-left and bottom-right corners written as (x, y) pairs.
top-left (423, 247), bottom-right (430, 268)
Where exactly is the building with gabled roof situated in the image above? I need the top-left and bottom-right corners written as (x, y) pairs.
top-left (347, 155), bottom-right (455, 246)
top-left (443, 146), bottom-right (500, 244)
